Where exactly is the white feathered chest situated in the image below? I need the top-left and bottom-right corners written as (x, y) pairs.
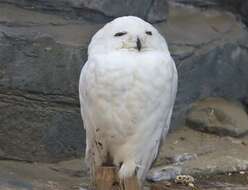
top-left (80, 50), bottom-right (177, 178)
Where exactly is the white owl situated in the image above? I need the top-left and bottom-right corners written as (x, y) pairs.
top-left (79, 16), bottom-right (178, 183)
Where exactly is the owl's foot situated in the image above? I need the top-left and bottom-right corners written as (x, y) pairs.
top-left (118, 160), bottom-right (137, 179)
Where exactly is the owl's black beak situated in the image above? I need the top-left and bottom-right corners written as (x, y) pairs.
top-left (136, 38), bottom-right (142, 51)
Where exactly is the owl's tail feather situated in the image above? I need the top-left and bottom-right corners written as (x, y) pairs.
top-left (85, 143), bottom-right (96, 183)
top-left (117, 139), bottom-right (160, 185)
top-left (137, 138), bottom-right (161, 182)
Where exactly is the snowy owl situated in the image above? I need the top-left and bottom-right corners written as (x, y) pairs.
top-left (79, 16), bottom-right (178, 183)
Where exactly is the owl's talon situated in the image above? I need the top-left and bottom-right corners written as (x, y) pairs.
top-left (118, 161), bottom-right (137, 179)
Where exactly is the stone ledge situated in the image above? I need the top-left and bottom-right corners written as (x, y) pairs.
top-left (149, 126), bottom-right (248, 181)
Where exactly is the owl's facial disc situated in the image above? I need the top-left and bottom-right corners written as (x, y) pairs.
top-left (88, 16), bottom-right (169, 55)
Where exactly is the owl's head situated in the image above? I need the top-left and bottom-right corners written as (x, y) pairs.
top-left (88, 16), bottom-right (169, 55)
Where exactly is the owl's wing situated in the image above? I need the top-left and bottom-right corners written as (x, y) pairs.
top-left (79, 60), bottom-right (99, 178)
top-left (135, 57), bottom-right (178, 181)
top-left (79, 61), bottom-right (88, 129)
top-left (162, 58), bottom-right (178, 139)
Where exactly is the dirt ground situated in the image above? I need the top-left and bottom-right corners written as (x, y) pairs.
top-left (0, 159), bottom-right (247, 190)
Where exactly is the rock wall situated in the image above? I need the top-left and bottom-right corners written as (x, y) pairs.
top-left (0, 0), bottom-right (168, 23)
top-left (0, 0), bottom-right (247, 162)
top-left (170, 0), bottom-right (248, 25)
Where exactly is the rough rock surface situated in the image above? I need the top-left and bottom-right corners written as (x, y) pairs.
top-left (0, 0), bottom-right (168, 23)
top-left (0, 91), bottom-right (84, 162)
top-left (240, 1), bottom-right (248, 26)
top-left (170, 0), bottom-right (248, 26)
top-left (186, 97), bottom-right (248, 137)
top-left (170, 0), bottom-right (242, 7)
top-left (163, 3), bottom-right (248, 127)
top-left (147, 0), bottom-right (169, 23)
top-left (0, 4), bottom-right (94, 162)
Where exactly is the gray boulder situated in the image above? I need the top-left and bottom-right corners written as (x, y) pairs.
top-left (175, 43), bottom-right (248, 124)
top-left (0, 34), bottom-right (86, 162)
top-left (161, 2), bottom-right (248, 127)
top-left (169, 0), bottom-right (248, 26)
top-left (186, 98), bottom-right (248, 137)
top-left (0, 4), bottom-right (91, 162)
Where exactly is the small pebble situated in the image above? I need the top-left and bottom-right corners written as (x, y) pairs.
top-left (164, 181), bottom-right (172, 186)
top-left (71, 185), bottom-right (80, 189)
top-left (173, 140), bottom-right (178, 145)
top-left (241, 141), bottom-right (247, 146)
top-left (45, 47), bottom-right (52, 51)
